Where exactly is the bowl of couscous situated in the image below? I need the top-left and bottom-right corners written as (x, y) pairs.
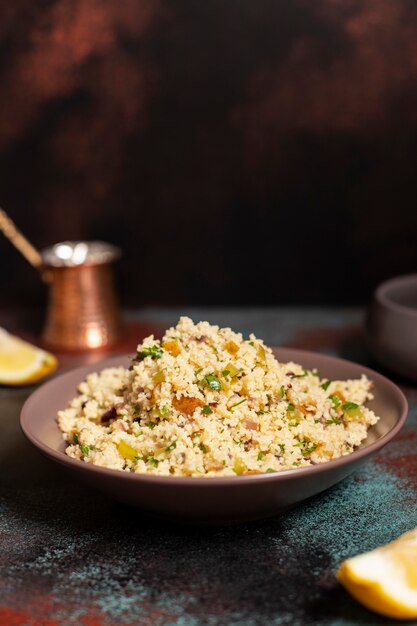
top-left (21, 317), bottom-right (407, 524)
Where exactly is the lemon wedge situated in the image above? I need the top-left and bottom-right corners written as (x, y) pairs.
top-left (0, 327), bottom-right (57, 385)
top-left (337, 528), bottom-right (417, 620)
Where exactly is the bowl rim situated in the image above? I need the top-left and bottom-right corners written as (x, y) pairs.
top-left (20, 348), bottom-right (408, 487)
top-left (375, 273), bottom-right (417, 318)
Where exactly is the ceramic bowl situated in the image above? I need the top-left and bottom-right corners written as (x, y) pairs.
top-left (367, 274), bottom-right (417, 380)
top-left (20, 349), bottom-right (407, 525)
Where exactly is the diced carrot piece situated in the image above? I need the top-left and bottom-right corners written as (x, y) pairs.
top-left (172, 396), bottom-right (204, 416)
top-left (224, 340), bottom-right (239, 355)
top-left (163, 340), bottom-right (181, 357)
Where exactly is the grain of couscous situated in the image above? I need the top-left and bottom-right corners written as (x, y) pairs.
top-left (58, 317), bottom-right (379, 476)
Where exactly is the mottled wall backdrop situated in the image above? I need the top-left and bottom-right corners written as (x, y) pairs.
top-left (1, 0), bottom-right (417, 307)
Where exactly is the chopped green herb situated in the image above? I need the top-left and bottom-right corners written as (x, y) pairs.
top-left (137, 345), bottom-right (164, 360)
top-left (257, 452), bottom-right (264, 461)
top-left (314, 419), bottom-right (320, 423)
top-left (301, 443), bottom-right (317, 456)
top-left (320, 379), bottom-right (332, 391)
top-left (199, 443), bottom-right (208, 453)
top-left (132, 404), bottom-right (141, 417)
top-left (210, 345), bottom-right (218, 354)
top-left (266, 468), bottom-right (276, 473)
top-left (249, 341), bottom-right (255, 346)
top-left (279, 443), bottom-right (286, 453)
top-left (258, 409), bottom-right (269, 415)
top-left (229, 398), bottom-right (247, 409)
top-left (222, 369), bottom-right (231, 377)
top-left (279, 385), bottom-right (285, 398)
top-left (202, 405), bottom-right (213, 415)
top-left (73, 433), bottom-right (79, 445)
top-left (194, 367), bottom-right (203, 376)
top-left (160, 405), bottom-right (170, 416)
top-left (80, 444), bottom-right (90, 455)
top-left (342, 402), bottom-right (359, 411)
top-left (328, 394), bottom-right (341, 408)
top-left (147, 422), bottom-right (156, 430)
top-left (165, 441), bottom-right (177, 452)
top-left (326, 418), bottom-right (342, 425)
top-left (288, 422), bottom-right (298, 427)
top-left (287, 403), bottom-right (295, 411)
top-left (204, 374), bottom-right (222, 391)
top-left (147, 456), bottom-right (159, 467)
top-left (292, 462), bottom-right (300, 467)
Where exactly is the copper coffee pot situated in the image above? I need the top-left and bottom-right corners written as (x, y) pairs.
top-left (0, 208), bottom-right (122, 350)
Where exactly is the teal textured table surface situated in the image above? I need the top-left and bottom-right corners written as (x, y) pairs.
top-left (0, 308), bottom-right (416, 626)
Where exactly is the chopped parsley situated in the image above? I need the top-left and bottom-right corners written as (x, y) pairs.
top-left (249, 341), bottom-right (255, 346)
top-left (295, 440), bottom-right (317, 456)
top-left (279, 385), bottom-right (285, 398)
top-left (147, 456), bottom-right (159, 467)
top-left (204, 374), bottom-right (222, 391)
top-left (222, 369), bottom-right (231, 377)
top-left (257, 452), bottom-right (264, 461)
top-left (292, 462), bottom-right (300, 467)
top-left (147, 422), bottom-right (156, 430)
top-left (288, 422), bottom-right (298, 427)
top-left (80, 444), bottom-right (90, 455)
top-left (342, 402), bottom-right (359, 411)
top-left (326, 418), bottom-right (342, 425)
top-left (132, 404), bottom-right (141, 417)
top-left (266, 468), bottom-right (276, 473)
top-left (73, 433), bottom-right (79, 445)
top-left (258, 409), bottom-right (268, 415)
top-left (229, 398), bottom-right (247, 409)
top-left (278, 443), bottom-right (286, 453)
top-left (165, 441), bottom-right (177, 452)
top-left (202, 405), bottom-right (213, 414)
top-left (320, 379), bottom-right (332, 391)
top-left (199, 443), bottom-right (208, 453)
top-left (194, 367), bottom-right (203, 376)
top-left (137, 345), bottom-right (164, 360)
top-left (328, 394), bottom-right (341, 408)
top-left (287, 403), bottom-right (295, 411)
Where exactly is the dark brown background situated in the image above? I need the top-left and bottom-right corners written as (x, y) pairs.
top-left (1, 0), bottom-right (417, 308)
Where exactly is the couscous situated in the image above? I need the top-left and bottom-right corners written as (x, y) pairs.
top-left (58, 317), bottom-right (379, 476)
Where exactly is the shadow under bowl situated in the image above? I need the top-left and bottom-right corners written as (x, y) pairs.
top-left (367, 273), bottom-right (417, 381)
top-left (20, 348), bottom-right (407, 525)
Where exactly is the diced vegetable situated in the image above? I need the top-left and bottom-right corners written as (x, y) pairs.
top-left (162, 340), bottom-right (181, 357)
top-left (224, 363), bottom-right (240, 378)
top-left (320, 379), bottom-right (331, 391)
top-left (257, 452), bottom-right (264, 461)
top-left (165, 440), bottom-right (177, 452)
top-left (224, 340), bottom-right (239, 355)
top-left (279, 385), bottom-right (285, 398)
top-left (173, 395), bottom-right (204, 415)
top-left (202, 405), bottom-right (213, 415)
top-left (153, 370), bottom-right (166, 384)
top-left (118, 440), bottom-right (138, 462)
top-left (233, 457), bottom-right (247, 475)
top-left (80, 443), bottom-right (90, 455)
top-left (199, 443), bottom-right (208, 453)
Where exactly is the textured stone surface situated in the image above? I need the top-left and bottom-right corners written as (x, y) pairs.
top-left (0, 308), bottom-right (416, 626)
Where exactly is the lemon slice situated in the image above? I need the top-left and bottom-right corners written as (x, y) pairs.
top-left (0, 327), bottom-right (57, 385)
top-left (337, 528), bottom-right (417, 620)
